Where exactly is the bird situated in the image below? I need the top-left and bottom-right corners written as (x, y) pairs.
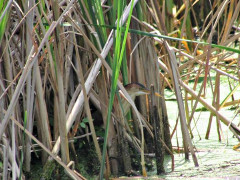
top-left (119, 83), bottom-right (161, 115)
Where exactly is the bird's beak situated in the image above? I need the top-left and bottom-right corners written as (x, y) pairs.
top-left (154, 92), bottom-right (162, 97)
top-left (143, 90), bottom-right (162, 98)
top-left (142, 90), bottom-right (162, 98)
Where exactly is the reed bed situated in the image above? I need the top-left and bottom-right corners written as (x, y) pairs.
top-left (0, 0), bottom-right (239, 179)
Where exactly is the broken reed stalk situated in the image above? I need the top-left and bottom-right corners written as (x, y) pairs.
top-left (149, 85), bottom-right (165, 174)
top-left (165, 43), bottom-right (199, 167)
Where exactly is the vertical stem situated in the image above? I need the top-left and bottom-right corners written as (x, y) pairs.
top-left (167, 45), bottom-right (199, 166)
top-left (24, 0), bottom-right (35, 171)
top-left (12, 120), bottom-right (16, 180)
top-left (51, 0), bottom-right (70, 164)
top-left (149, 85), bottom-right (165, 174)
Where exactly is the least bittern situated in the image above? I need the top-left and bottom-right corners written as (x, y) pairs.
top-left (119, 83), bottom-right (161, 115)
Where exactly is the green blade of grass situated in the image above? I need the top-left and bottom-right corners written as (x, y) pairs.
top-left (0, 0), bottom-right (11, 43)
top-left (99, 0), bottom-right (135, 178)
top-left (85, 24), bottom-right (240, 54)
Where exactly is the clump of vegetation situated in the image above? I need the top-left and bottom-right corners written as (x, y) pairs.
top-left (0, 0), bottom-right (240, 179)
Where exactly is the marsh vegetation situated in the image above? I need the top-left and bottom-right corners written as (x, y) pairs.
top-left (0, 0), bottom-right (240, 179)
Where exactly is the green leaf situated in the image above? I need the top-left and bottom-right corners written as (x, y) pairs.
top-left (80, 122), bottom-right (86, 129)
top-left (82, 118), bottom-right (89, 123)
